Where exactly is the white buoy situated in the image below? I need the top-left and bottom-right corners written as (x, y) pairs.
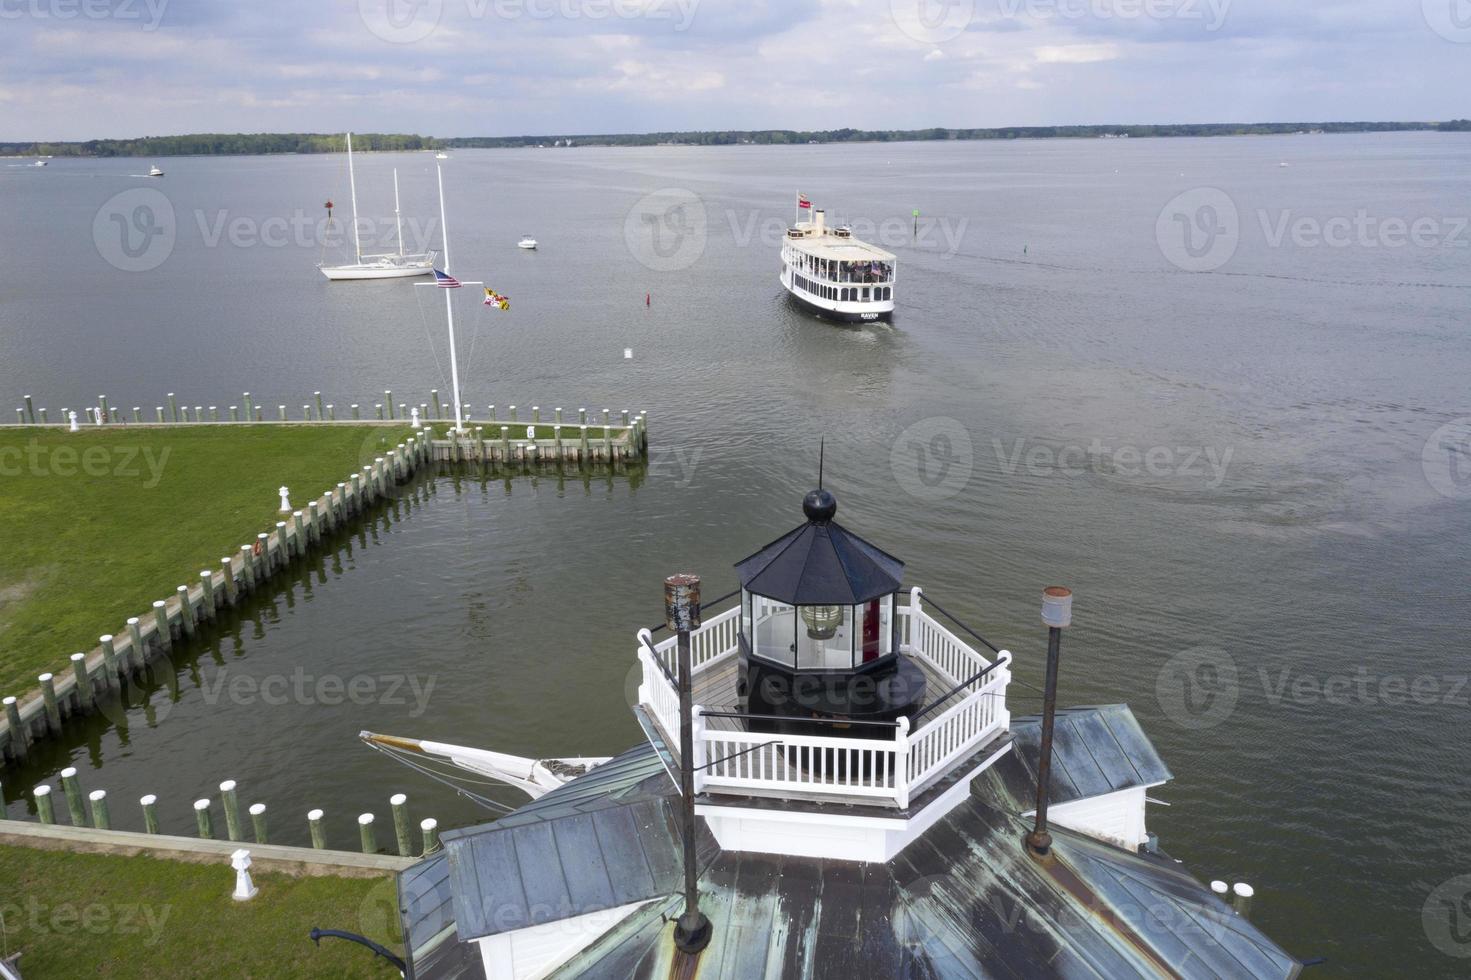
top-left (278, 486), bottom-right (292, 512)
top-left (230, 849), bottom-right (259, 901)
top-left (68, 410), bottom-right (79, 433)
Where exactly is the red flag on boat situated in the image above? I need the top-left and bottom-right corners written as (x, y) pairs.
top-left (798, 194), bottom-right (812, 209)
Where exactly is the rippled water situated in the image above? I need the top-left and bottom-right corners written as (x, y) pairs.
top-left (2, 134), bottom-right (1469, 975)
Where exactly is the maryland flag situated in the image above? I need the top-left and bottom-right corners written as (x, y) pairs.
top-left (483, 287), bottom-right (510, 311)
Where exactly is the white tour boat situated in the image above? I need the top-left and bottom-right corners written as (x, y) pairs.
top-left (147, 165), bottom-right (164, 177)
top-left (319, 133), bottom-right (437, 281)
top-left (517, 236), bottom-right (537, 250)
top-left (780, 203), bottom-right (895, 322)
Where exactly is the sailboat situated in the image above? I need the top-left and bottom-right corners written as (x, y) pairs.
top-left (319, 133), bottom-right (437, 281)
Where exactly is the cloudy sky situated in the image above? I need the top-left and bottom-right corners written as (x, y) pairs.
top-left (3, 0), bottom-right (1467, 140)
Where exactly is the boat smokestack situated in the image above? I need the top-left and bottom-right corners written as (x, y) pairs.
top-left (666, 573), bottom-right (712, 955)
top-left (1027, 586), bottom-right (1073, 858)
top-left (813, 208), bottom-right (825, 235)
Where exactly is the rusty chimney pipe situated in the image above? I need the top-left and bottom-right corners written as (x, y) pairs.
top-left (1027, 586), bottom-right (1073, 858)
top-left (666, 573), bottom-right (711, 954)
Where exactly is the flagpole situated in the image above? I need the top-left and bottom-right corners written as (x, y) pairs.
top-left (437, 163), bottom-right (464, 433)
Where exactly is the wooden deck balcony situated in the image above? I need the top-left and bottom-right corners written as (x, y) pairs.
top-left (635, 589), bottom-right (1011, 809)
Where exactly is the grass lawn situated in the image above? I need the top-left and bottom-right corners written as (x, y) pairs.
top-left (0, 425), bottom-right (412, 699)
top-left (0, 844), bottom-right (404, 978)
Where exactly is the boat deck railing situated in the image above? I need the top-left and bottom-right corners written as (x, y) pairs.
top-left (635, 587), bottom-right (1011, 809)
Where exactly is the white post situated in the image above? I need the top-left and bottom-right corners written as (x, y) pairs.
top-left (690, 706), bottom-right (707, 794)
top-left (278, 486), bottom-right (292, 513)
top-left (230, 849), bottom-right (259, 901)
top-left (437, 163), bottom-right (465, 433)
top-left (346, 132), bottom-right (362, 264)
top-left (893, 716), bottom-right (911, 808)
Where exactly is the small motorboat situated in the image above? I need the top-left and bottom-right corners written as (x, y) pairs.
top-left (517, 236), bottom-right (538, 250)
top-left (34, 160), bottom-right (47, 167)
top-left (435, 152), bottom-right (449, 159)
top-left (147, 165), bottom-right (164, 177)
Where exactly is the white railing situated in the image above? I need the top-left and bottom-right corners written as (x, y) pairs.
top-left (635, 589), bottom-right (1010, 809)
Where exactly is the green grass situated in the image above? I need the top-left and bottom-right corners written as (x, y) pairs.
top-left (0, 844), bottom-right (403, 978)
top-left (0, 425), bottom-right (412, 698)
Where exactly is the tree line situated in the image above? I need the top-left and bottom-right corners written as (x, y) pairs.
top-left (3, 122), bottom-right (1468, 157)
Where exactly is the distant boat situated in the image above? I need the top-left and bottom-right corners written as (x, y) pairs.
top-left (1279, 162), bottom-right (1291, 168)
top-left (319, 133), bottom-right (437, 281)
top-left (33, 160), bottom-right (47, 167)
top-left (147, 165), bottom-right (164, 177)
top-left (435, 152), bottom-right (449, 159)
top-left (517, 236), bottom-right (537, 250)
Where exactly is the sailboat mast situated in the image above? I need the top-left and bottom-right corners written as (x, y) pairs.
top-left (393, 168), bottom-right (404, 258)
top-left (346, 132), bottom-right (362, 265)
top-left (437, 163), bottom-right (465, 432)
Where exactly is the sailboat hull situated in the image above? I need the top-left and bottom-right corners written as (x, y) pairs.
top-left (319, 262), bottom-right (435, 280)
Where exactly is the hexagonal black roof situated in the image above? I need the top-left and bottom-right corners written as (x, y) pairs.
top-left (733, 490), bottom-right (904, 605)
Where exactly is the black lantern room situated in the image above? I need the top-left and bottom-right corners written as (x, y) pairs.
top-left (735, 489), bottom-right (927, 732)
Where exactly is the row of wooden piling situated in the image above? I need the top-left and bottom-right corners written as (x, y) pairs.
top-left (0, 431), bottom-right (438, 766)
top-left (428, 409), bottom-right (648, 466)
top-left (17, 767), bottom-right (439, 857)
top-left (10, 389), bottom-right (647, 438)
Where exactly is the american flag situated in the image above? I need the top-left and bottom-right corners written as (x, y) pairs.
top-left (433, 269), bottom-right (462, 288)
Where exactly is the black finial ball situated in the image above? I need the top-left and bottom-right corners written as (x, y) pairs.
top-left (803, 489), bottom-right (837, 523)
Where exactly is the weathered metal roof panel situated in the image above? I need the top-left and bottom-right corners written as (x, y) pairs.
top-left (735, 518), bottom-right (905, 605)
top-left (1004, 705), bottom-right (1173, 811)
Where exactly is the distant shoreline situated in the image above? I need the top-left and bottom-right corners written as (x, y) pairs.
top-left (3, 121), bottom-right (1467, 157)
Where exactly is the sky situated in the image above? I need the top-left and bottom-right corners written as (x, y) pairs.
top-left (2, 0), bottom-right (1467, 140)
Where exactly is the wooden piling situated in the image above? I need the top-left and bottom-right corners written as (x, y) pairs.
top-left (140, 794), bottom-right (160, 834)
top-left (250, 803), bottom-right (268, 844)
top-left (391, 794), bottom-right (411, 856)
top-left (230, 406), bottom-right (240, 422)
top-left (211, 406), bottom-right (219, 422)
top-left (243, 392), bottom-right (253, 420)
top-left (89, 790), bottom-right (111, 830)
top-left (155, 407), bottom-right (165, 424)
top-left (580, 425), bottom-right (590, 463)
top-left (432, 389), bottom-right (442, 419)
top-left (60, 768), bottom-right (85, 826)
top-left (508, 405), bottom-right (517, 422)
top-left (501, 426), bottom-right (511, 462)
top-left (358, 813), bottom-right (378, 854)
top-left (238, 546), bottom-right (256, 591)
top-left (315, 392), bottom-right (324, 419)
top-left (327, 404), bottom-right (335, 421)
top-left (168, 393), bottom-right (179, 422)
top-left (39, 674), bottom-right (61, 734)
top-left (199, 571), bottom-right (215, 619)
top-left (293, 511), bottom-right (307, 556)
top-left (153, 600), bottom-right (172, 653)
top-left (4, 697), bottom-right (28, 759)
top-left (133, 407), bottom-right (143, 423)
top-left (34, 785), bottom-right (55, 825)
top-left (194, 799), bottom-right (213, 839)
top-left (126, 618), bottom-right (145, 675)
top-left (220, 559), bottom-right (237, 606)
top-left (220, 780), bottom-right (243, 842)
top-left (274, 523), bottom-right (289, 565)
top-left (420, 818), bottom-right (439, 855)
top-left (352, 404), bottom-right (360, 420)
top-left (376, 404), bottom-right (384, 421)
top-left (385, 392), bottom-right (395, 420)
top-left (308, 502), bottom-right (322, 544)
top-left (278, 405), bottom-right (287, 421)
top-left (176, 585), bottom-right (196, 639)
top-left (254, 533), bottom-right (269, 578)
top-left (308, 808), bottom-right (326, 849)
top-left (23, 395), bottom-right (35, 424)
top-left (99, 635), bottom-right (119, 689)
top-left (69, 653), bottom-right (93, 712)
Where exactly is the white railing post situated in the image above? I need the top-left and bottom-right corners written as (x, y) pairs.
top-left (691, 705), bottom-right (707, 794)
top-left (894, 716), bottom-right (911, 808)
top-left (636, 628), bottom-right (655, 702)
top-left (996, 650), bottom-right (1013, 730)
top-left (909, 586), bottom-right (923, 655)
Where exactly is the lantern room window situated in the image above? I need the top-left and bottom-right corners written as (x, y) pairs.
top-left (742, 590), bottom-right (897, 671)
